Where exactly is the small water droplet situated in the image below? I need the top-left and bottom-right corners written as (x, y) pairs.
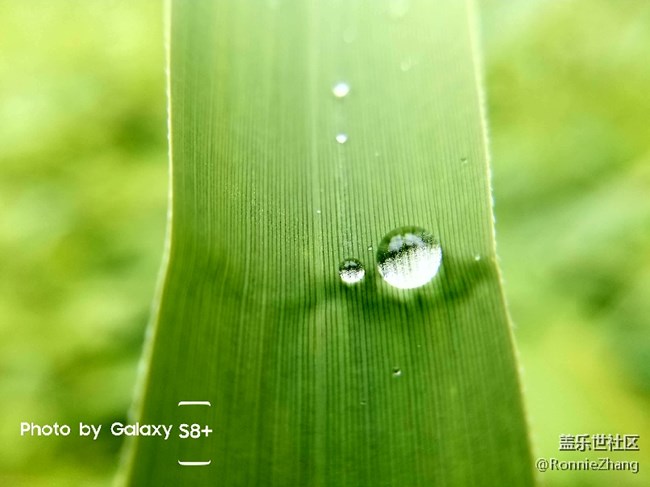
top-left (392, 367), bottom-right (402, 377)
top-left (336, 133), bottom-right (348, 144)
top-left (332, 82), bottom-right (350, 98)
top-left (367, 245), bottom-right (373, 251)
top-left (374, 151), bottom-right (380, 157)
top-left (360, 400), bottom-right (367, 406)
top-left (316, 209), bottom-right (321, 215)
top-left (474, 254), bottom-right (481, 261)
top-left (461, 157), bottom-right (468, 164)
top-left (339, 258), bottom-right (365, 284)
top-left (376, 226), bottom-right (442, 289)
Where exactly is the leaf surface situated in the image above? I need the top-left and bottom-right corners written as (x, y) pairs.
top-left (122, 1), bottom-right (534, 485)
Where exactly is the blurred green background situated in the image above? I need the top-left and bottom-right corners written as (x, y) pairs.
top-left (0, 1), bottom-right (647, 485)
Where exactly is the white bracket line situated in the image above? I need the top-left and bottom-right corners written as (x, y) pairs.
top-left (177, 401), bottom-right (212, 406)
top-left (178, 460), bottom-right (211, 466)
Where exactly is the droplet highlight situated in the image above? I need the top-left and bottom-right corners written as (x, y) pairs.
top-left (376, 226), bottom-right (442, 289)
top-left (336, 133), bottom-right (348, 144)
top-left (332, 82), bottom-right (350, 98)
top-left (392, 367), bottom-right (402, 377)
top-left (339, 258), bottom-right (365, 284)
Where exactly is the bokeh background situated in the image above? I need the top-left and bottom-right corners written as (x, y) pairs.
top-left (0, 1), bottom-right (648, 485)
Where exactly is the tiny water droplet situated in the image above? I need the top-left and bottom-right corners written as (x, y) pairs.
top-left (336, 133), bottom-right (348, 144)
top-left (376, 226), bottom-right (442, 289)
top-left (332, 82), bottom-right (350, 98)
top-left (339, 258), bottom-right (365, 284)
top-left (316, 209), bottom-right (321, 215)
top-left (461, 157), bottom-right (468, 164)
top-left (474, 254), bottom-right (481, 261)
top-left (367, 245), bottom-right (373, 251)
top-left (360, 400), bottom-right (367, 406)
top-left (374, 151), bottom-right (380, 157)
top-left (392, 367), bottom-right (402, 377)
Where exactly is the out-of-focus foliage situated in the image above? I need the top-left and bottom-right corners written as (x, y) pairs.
top-left (0, 2), bottom-right (166, 485)
top-left (482, 0), bottom-right (650, 485)
top-left (0, 0), bottom-right (648, 486)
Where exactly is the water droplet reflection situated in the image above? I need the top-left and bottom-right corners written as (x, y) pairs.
top-left (376, 226), bottom-right (442, 289)
top-left (336, 133), bottom-right (348, 144)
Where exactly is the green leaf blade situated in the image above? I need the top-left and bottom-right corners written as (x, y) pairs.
top-left (123, 0), bottom-right (534, 485)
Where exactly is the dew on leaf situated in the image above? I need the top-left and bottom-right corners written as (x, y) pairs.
top-left (332, 82), bottom-right (350, 98)
top-left (376, 226), bottom-right (442, 289)
top-left (336, 133), bottom-right (348, 144)
top-left (339, 258), bottom-right (365, 284)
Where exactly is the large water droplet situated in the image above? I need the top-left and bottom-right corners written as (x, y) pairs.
top-left (376, 226), bottom-right (442, 289)
top-left (339, 258), bottom-right (365, 284)
top-left (336, 133), bottom-right (348, 144)
top-left (332, 82), bottom-right (350, 98)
